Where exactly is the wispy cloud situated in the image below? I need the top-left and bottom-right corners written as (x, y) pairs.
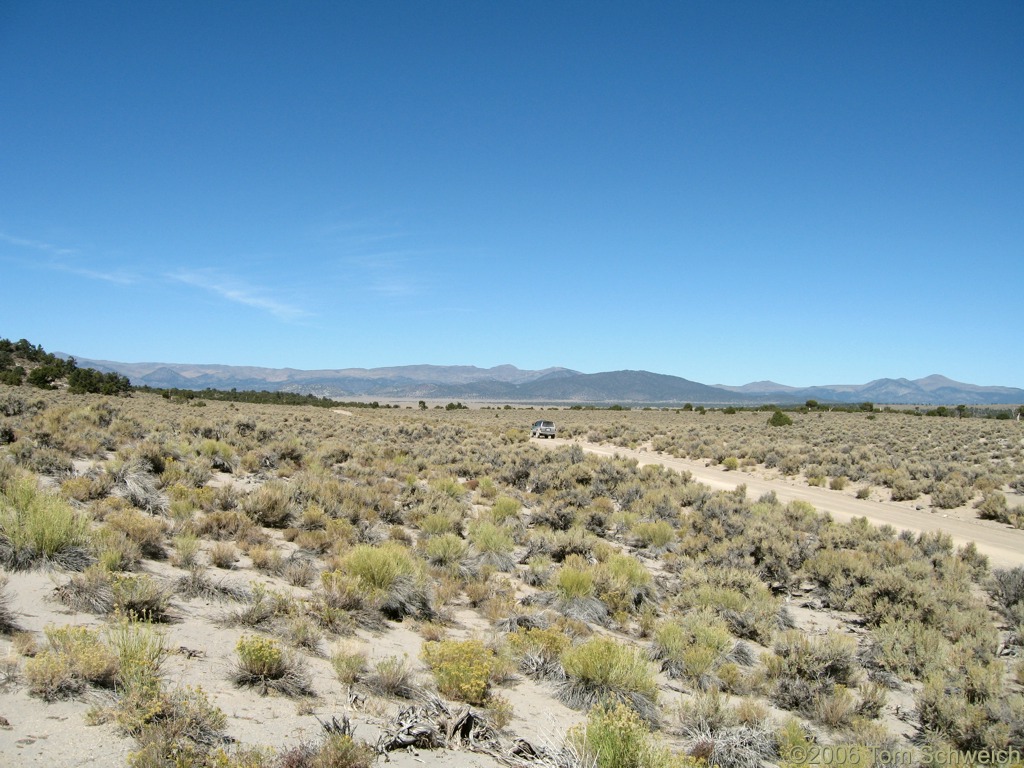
top-left (0, 231), bottom-right (140, 284)
top-left (0, 231), bottom-right (78, 257)
top-left (169, 270), bottom-right (310, 321)
top-left (53, 263), bottom-right (139, 285)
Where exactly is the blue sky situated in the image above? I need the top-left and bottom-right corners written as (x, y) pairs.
top-left (1, 1), bottom-right (1021, 387)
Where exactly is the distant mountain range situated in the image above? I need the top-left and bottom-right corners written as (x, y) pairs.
top-left (69, 356), bottom-right (1024, 406)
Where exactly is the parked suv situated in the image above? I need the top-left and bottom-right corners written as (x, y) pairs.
top-left (530, 420), bottom-right (556, 439)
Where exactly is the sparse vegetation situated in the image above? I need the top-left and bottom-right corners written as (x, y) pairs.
top-left (0, 372), bottom-right (1022, 767)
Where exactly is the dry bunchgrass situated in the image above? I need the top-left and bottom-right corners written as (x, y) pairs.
top-left (0, 575), bottom-right (21, 634)
top-left (0, 470), bottom-right (92, 570)
top-left (233, 634), bottom-right (313, 697)
top-left (175, 566), bottom-right (250, 602)
top-left (558, 636), bottom-right (659, 726)
top-left (362, 654), bottom-right (419, 699)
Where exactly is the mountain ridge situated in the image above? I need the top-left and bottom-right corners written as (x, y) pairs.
top-left (71, 356), bottom-right (1024, 406)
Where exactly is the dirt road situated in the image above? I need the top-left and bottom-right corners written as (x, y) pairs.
top-left (539, 438), bottom-right (1024, 569)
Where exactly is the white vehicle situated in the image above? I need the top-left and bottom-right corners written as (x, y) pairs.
top-left (530, 420), bottom-right (556, 439)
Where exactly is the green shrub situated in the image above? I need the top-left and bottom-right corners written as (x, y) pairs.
top-left (931, 482), bottom-right (971, 509)
top-left (508, 626), bottom-right (570, 680)
top-left (300, 732), bottom-right (375, 768)
top-left (123, 685), bottom-right (228, 766)
top-left (422, 638), bottom-right (493, 705)
top-left (112, 574), bottom-right (173, 623)
top-left (196, 439), bottom-right (238, 473)
top-left (103, 508), bottom-right (168, 559)
top-left (976, 492), bottom-right (1022, 527)
top-left (811, 683), bottom-right (857, 728)
top-left (916, 670), bottom-right (1011, 752)
top-left (568, 701), bottom-right (681, 768)
top-left (233, 635), bottom-right (312, 697)
top-left (417, 509), bottom-right (463, 536)
top-left (0, 472), bottom-right (90, 569)
top-left (632, 520), bottom-right (676, 549)
top-left (555, 559), bottom-right (596, 599)
top-left (171, 534), bottom-right (201, 568)
top-left (236, 635), bottom-right (284, 678)
top-left (866, 618), bottom-right (951, 681)
top-left (468, 520), bottom-right (515, 571)
top-left (769, 630), bottom-right (857, 686)
top-left (422, 532), bottom-right (473, 578)
top-left (559, 636), bottom-right (659, 725)
top-left (432, 477), bottom-right (466, 500)
top-left (652, 609), bottom-right (745, 688)
top-left (490, 496), bottom-right (521, 523)
top-left (341, 542), bottom-right (418, 593)
top-left (765, 630), bottom-right (858, 716)
top-left (596, 552), bottom-right (656, 615)
top-left (888, 471), bottom-right (920, 501)
top-left (105, 618), bottom-right (169, 693)
top-left (767, 410), bottom-right (793, 427)
top-left (25, 624), bottom-right (119, 700)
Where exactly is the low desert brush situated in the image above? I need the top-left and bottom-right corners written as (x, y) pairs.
top-left (678, 689), bottom-right (778, 768)
top-left (175, 567), bottom-right (249, 603)
top-left (422, 532), bottom-right (473, 576)
top-left (489, 495), bottom-right (521, 523)
top-left (92, 527), bottom-right (143, 571)
top-left (552, 556), bottom-right (609, 625)
top-left (339, 541), bottom-right (432, 620)
top-left (652, 609), bottom-right (749, 689)
top-left (559, 636), bottom-right (659, 725)
top-left (509, 626), bottom-right (569, 680)
top-left (122, 684), bottom-right (228, 766)
top-left (233, 635), bottom-right (313, 697)
top-left (26, 624), bottom-right (119, 700)
top-left (468, 520), bottom-right (516, 571)
top-left (0, 471), bottom-right (91, 569)
top-left (209, 541), bottom-right (238, 569)
top-left (241, 480), bottom-right (296, 528)
top-left (362, 654), bottom-right (418, 699)
top-left (282, 556), bottom-right (318, 587)
top-left (112, 573), bottom-right (174, 623)
top-left (105, 617), bottom-right (169, 692)
top-left (331, 643), bottom-right (368, 685)
top-left (102, 507), bottom-right (168, 559)
top-left (0, 575), bottom-right (21, 634)
top-left (170, 533), bottom-right (201, 568)
top-left (55, 564), bottom-right (116, 614)
top-left (422, 638), bottom-right (494, 705)
top-left (632, 520), bottom-right (676, 550)
top-left (568, 701), bottom-right (688, 768)
top-left (277, 730), bottom-right (375, 768)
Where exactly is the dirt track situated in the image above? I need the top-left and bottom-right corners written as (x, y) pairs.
top-left (539, 438), bottom-right (1024, 569)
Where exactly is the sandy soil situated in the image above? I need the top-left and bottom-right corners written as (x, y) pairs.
top-left (3, 432), bottom-right (1017, 766)
top-left (542, 438), bottom-right (1024, 569)
top-left (0, 561), bottom-right (573, 768)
